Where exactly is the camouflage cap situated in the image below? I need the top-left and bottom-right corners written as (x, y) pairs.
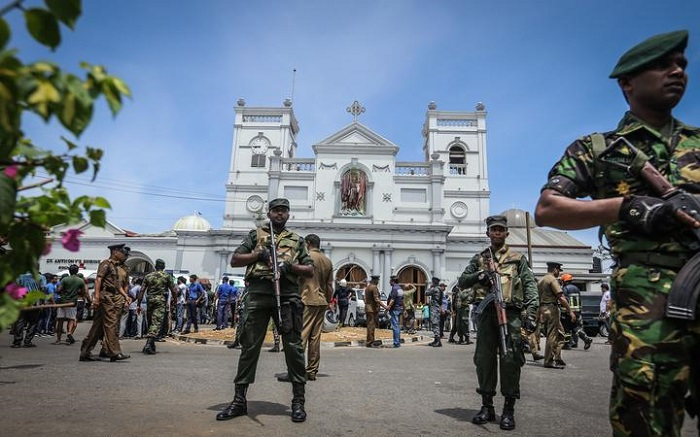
top-left (370, 274), bottom-right (380, 280)
top-left (486, 215), bottom-right (508, 229)
top-left (431, 276), bottom-right (440, 284)
top-left (547, 261), bottom-right (563, 270)
top-left (268, 198), bottom-right (290, 211)
top-left (108, 243), bottom-right (126, 252)
top-left (155, 258), bottom-right (166, 269)
top-left (610, 30), bottom-right (689, 78)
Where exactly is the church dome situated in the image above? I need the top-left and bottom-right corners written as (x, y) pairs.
top-left (500, 208), bottom-right (536, 228)
top-left (172, 213), bottom-right (212, 232)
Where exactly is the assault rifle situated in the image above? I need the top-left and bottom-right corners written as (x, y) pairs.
top-left (599, 136), bottom-right (700, 320)
top-left (268, 223), bottom-right (283, 327)
top-left (484, 247), bottom-right (512, 357)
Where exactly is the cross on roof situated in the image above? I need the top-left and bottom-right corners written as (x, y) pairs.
top-left (346, 100), bottom-right (365, 122)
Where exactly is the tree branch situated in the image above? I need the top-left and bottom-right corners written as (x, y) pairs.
top-left (0, 0), bottom-right (24, 17)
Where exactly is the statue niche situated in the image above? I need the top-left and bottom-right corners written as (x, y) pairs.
top-left (340, 169), bottom-right (367, 216)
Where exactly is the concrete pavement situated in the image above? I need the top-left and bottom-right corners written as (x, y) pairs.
top-left (1, 322), bottom-right (697, 436)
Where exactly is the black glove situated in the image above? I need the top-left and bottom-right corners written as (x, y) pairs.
top-left (477, 271), bottom-right (491, 286)
top-left (523, 316), bottom-right (537, 333)
top-left (278, 261), bottom-right (292, 276)
top-left (619, 195), bottom-right (679, 235)
top-left (257, 247), bottom-right (270, 264)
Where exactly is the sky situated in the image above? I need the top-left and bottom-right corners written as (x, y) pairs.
top-left (8, 0), bottom-right (700, 249)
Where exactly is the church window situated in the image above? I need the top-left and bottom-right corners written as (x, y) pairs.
top-left (448, 145), bottom-right (467, 175)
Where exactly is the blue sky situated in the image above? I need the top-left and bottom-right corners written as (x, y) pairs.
top-left (9, 0), bottom-right (700, 248)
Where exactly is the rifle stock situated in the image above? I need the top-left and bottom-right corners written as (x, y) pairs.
top-left (269, 224), bottom-right (283, 327)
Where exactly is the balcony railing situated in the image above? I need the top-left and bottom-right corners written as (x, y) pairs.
top-left (283, 159), bottom-right (316, 172)
top-left (395, 163), bottom-right (429, 176)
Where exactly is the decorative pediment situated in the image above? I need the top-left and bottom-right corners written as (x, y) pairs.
top-left (312, 122), bottom-right (399, 155)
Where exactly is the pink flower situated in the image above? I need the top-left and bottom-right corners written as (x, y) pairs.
top-left (3, 165), bottom-right (18, 178)
top-left (6, 283), bottom-right (28, 300)
top-left (61, 229), bottom-right (83, 252)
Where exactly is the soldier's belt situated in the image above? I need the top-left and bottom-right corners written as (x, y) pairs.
top-left (616, 252), bottom-right (688, 270)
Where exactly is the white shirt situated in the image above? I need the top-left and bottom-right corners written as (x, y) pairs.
top-left (600, 290), bottom-right (611, 313)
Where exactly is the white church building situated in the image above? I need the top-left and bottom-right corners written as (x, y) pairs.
top-left (42, 100), bottom-right (605, 299)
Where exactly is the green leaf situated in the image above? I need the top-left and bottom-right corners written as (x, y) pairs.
top-left (72, 156), bottom-right (88, 174)
top-left (45, 0), bottom-right (82, 30)
top-left (24, 9), bottom-right (61, 50)
top-left (61, 136), bottom-right (78, 151)
top-left (0, 18), bottom-right (10, 50)
top-left (86, 147), bottom-right (103, 161)
top-left (93, 196), bottom-right (110, 208)
top-left (0, 173), bottom-right (17, 228)
top-left (0, 293), bottom-right (21, 332)
top-left (89, 208), bottom-right (106, 227)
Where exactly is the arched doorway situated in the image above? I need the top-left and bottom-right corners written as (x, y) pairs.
top-left (395, 266), bottom-right (428, 303)
top-left (125, 254), bottom-right (154, 278)
top-left (335, 263), bottom-right (368, 289)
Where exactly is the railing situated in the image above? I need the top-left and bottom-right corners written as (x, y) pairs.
top-left (436, 118), bottom-right (477, 127)
top-left (395, 163), bottom-right (429, 176)
top-left (243, 115), bottom-right (282, 123)
top-left (283, 159), bottom-right (316, 172)
top-left (449, 163), bottom-right (467, 175)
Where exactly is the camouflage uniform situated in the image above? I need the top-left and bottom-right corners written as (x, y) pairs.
top-left (459, 244), bottom-right (539, 399)
top-left (425, 284), bottom-right (443, 339)
top-left (232, 225), bottom-right (313, 385)
top-left (457, 288), bottom-right (473, 344)
top-left (141, 270), bottom-right (175, 338)
top-left (543, 112), bottom-right (700, 436)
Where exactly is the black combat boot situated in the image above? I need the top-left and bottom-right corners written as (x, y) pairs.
top-left (427, 337), bottom-right (438, 347)
top-left (291, 382), bottom-right (306, 422)
top-left (500, 396), bottom-right (516, 430)
top-left (216, 384), bottom-right (248, 420)
top-left (142, 337), bottom-right (156, 355)
top-left (268, 342), bottom-right (280, 353)
top-left (472, 394), bottom-right (496, 424)
top-left (432, 336), bottom-right (442, 347)
top-left (448, 335), bottom-right (456, 343)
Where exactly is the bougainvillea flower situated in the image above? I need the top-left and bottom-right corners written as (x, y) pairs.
top-left (3, 165), bottom-right (18, 178)
top-left (6, 283), bottom-right (28, 300)
top-left (61, 229), bottom-right (83, 252)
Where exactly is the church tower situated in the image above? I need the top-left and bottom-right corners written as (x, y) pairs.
top-left (223, 98), bottom-right (299, 228)
top-left (422, 101), bottom-right (490, 235)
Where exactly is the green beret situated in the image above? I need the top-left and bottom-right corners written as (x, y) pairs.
top-left (485, 215), bottom-right (508, 229)
top-left (268, 198), bottom-right (290, 210)
top-left (610, 30), bottom-right (689, 78)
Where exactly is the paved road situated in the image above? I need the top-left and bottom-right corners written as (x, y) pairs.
top-left (1, 323), bottom-right (697, 437)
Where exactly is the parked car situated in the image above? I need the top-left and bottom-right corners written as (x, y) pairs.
top-left (580, 291), bottom-right (608, 337)
top-left (340, 288), bottom-right (389, 328)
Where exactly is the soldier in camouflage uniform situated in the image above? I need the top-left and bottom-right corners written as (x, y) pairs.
top-left (459, 215), bottom-right (539, 431)
top-left (137, 258), bottom-right (177, 355)
top-left (227, 285), bottom-right (249, 349)
top-left (425, 277), bottom-right (443, 347)
top-left (456, 287), bottom-right (473, 345)
top-left (216, 198), bottom-right (314, 424)
top-left (535, 30), bottom-right (700, 436)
